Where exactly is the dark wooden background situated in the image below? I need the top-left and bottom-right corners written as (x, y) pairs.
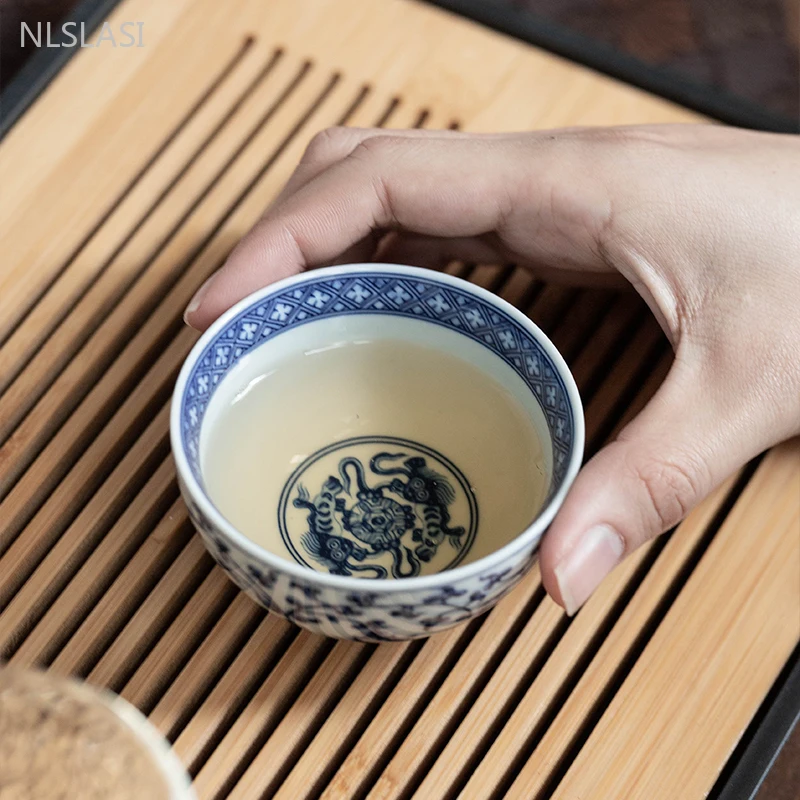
top-left (494, 0), bottom-right (799, 119)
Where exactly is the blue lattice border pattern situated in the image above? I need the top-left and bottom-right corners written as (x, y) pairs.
top-left (180, 272), bottom-right (573, 489)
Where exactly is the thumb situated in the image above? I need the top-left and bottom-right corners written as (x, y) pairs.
top-left (539, 356), bottom-right (745, 615)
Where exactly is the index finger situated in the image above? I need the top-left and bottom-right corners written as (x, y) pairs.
top-left (185, 130), bottom-right (614, 329)
top-left (185, 135), bottom-right (521, 329)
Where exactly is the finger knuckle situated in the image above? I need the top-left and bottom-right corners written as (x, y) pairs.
top-left (350, 135), bottom-right (403, 162)
top-left (302, 126), bottom-right (352, 165)
top-left (629, 452), bottom-right (706, 532)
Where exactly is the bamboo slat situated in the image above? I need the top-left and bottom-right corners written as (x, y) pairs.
top-left (0, 0), bottom-right (797, 798)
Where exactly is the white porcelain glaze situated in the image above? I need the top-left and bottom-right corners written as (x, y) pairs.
top-left (171, 265), bottom-right (584, 640)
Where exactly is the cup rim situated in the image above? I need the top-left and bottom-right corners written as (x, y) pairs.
top-left (104, 693), bottom-right (196, 799)
top-left (170, 263), bottom-right (585, 591)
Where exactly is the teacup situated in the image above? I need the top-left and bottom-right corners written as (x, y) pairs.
top-left (171, 264), bottom-right (584, 640)
top-left (0, 666), bottom-right (195, 799)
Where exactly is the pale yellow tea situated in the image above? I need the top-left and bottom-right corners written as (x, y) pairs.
top-left (203, 339), bottom-right (548, 578)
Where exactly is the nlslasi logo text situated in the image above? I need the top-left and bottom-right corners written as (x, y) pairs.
top-left (21, 21), bottom-right (144, 48)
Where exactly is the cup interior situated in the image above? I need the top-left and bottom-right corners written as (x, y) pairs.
top-left (175, 267), bottom-right (580, 581)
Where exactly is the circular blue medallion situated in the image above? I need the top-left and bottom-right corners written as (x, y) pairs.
top-left (278, 436), bottom-right (478, 579)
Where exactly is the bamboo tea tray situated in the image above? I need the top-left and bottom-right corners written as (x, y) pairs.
top-left (0, 0), bottom-right (798, 797)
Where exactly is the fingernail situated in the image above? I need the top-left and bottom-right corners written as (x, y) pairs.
top-left (554, 524), bottom-right (625, 616)
top-left (183, 274), bottom-right (216, 326)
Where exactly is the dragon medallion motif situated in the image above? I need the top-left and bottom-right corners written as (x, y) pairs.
top-left (278, 436), bottom-right (478, 579)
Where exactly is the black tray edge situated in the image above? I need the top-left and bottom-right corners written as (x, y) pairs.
top-left (0, 0), bottom-right (121, 140)
top-left (711, 643), bottom-right (800, 800)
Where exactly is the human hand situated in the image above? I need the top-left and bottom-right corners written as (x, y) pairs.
top-left (184, 124), bottom-right (800, 614)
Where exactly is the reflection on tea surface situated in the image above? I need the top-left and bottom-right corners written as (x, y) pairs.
top-left (203, 339), bottom-right (547, 577)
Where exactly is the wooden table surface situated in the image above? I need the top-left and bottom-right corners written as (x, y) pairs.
top-left (0, 0), bottom-right (798, 797)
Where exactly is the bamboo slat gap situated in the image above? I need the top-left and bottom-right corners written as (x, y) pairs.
top-left (471, 264), bottom-right (516, 295)
top-left (272, 640), bottom-right (427, 800)
top-left (148, 595), bottom-right (274, 741)
top-left (553, 300), bottom-right (644, 448)
top-left (0, 37), bottom-right (257, 353)
top-left (413, 108), bottom-right (431, 128)
top-left (515, 279), bottom-right (546, 315)
top-left (574, 301), bottom-right (652, 408)
top-left (309, 606), bottom-right (517, 800)
top-left (582, 323), bottom-right (667, 456)
top-left (121, 573), bottom-right (242, 715)
top-left (0, 331), bottom-right (186, 566)
top-left (192, 633), bottom-right (337, 800)
top-left (494, 264), bottom-right (519, 293)
top-left (607, 349), bottom-right (672, 441)
top-left (7, 457), bottom-right (182, 667)
top-left (458, 264), bottom-right (477, 281)
top-left (553, 292), bottom-right (638, 382)
top-left (87, 537), bottom-right (215, 692)
top-left (523, 285), bottom-right (580, 334)
top-left (49, 507), bottom-right (197, 678)
top-left (374, 97), bottom-right (402, 128)
top-left (0, 70), bottom-right (354, 549)
top-left (496, 268), bottom-right (542, 311)
top-left (0, 58), bottom-right (313, 469)
top-left (549, 290), bottom-right (619, 365)
top-left (336, 85), bottom-right (372, 126)
top-left (0, 46), bottom-right (282, 405)
top-left (464, 264), bottom-right (501, 289)
top-left (527, 465), bottom-right (761, 800)
top-left (588, 333), bottom-right (671, 453)
top-left (356, 98), bottom-right (402, 131)
top-left (226, 642), bottom-right (377, 800)
top-left (172, 625), bottom-right (303, 774)
top-left (334, 78), bottom-right (407, 133)
top-left (0, 396), bottom-right (176, 619)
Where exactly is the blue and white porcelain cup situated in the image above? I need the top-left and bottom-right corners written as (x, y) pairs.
top-left (171, 265), bottom-right (584, 641)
